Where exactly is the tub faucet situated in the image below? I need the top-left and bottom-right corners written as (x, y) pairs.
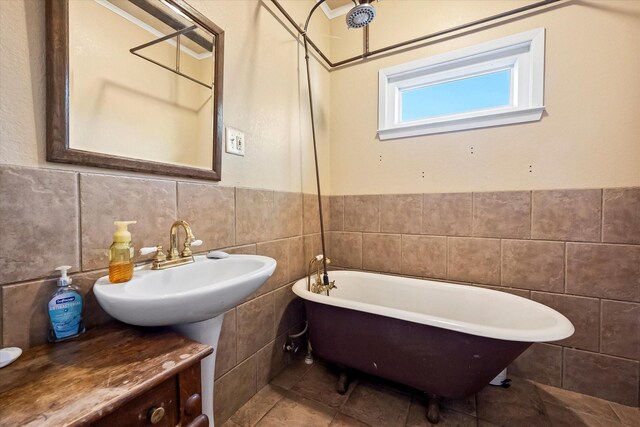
top-left (308, 255), bottom-right (336, 295)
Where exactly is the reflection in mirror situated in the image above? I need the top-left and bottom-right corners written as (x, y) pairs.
top-left (46, 0), bottom-right (223, 180)
top-left (68, 0), bottom-right (215, 170)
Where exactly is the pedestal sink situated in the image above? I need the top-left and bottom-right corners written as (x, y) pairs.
top-left (93, 254), bottom-right (276, 426)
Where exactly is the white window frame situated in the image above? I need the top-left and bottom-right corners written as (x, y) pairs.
top-left (378, 28), bottom-right (545, 140)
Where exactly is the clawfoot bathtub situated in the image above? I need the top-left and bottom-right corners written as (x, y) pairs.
top-left (293, 270), bottom-right (574, 423)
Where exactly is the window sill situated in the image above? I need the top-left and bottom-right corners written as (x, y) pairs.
top-left (378, 106), bottom-right (545, 140)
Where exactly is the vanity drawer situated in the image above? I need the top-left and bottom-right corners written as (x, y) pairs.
top-left (93, 377), bottom-right (179, 427)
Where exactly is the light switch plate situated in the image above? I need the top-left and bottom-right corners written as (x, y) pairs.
top-left (225, 127), bottom-right (245, 156)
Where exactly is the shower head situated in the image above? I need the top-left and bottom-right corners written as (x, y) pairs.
top-left (346, 1), bottom-right (376, 29)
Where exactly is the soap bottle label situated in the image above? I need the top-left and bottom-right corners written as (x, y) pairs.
top-left (48, 292), bottom-right (83, 339)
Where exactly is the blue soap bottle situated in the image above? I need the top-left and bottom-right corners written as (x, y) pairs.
top-left (48, 265), bottom-right (85, 342)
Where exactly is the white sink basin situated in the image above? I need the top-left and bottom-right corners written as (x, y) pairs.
top-left (93, 254), bottom-right (276, 427)
top-left (94, 254), bottom-right (276, 326)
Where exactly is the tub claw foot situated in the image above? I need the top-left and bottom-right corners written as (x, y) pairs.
top-left (426, 395), bottom-right (441, 424)
top-left (336, 371), bottom-right (350, 395)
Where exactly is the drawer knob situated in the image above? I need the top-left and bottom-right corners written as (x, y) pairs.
top-left (185, 393), bottom-right (202, 416)
top-left (148, 406), bottom-right (166, 424)
top-left (186, 414), bottom-right (209, 427)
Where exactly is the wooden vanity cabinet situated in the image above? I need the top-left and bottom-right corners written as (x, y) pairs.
top-left (93, 363), bottom-right (207, 427)
top-left (0, 326), bottom-right (212, 427)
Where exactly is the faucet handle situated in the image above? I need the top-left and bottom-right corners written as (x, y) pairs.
top-left (140, 246), bottom-right (159, 256)
top-left (313, 254), bottom-right (331, 265)
top-left (181, 238), bottom-right (203, 257)
top-left (140, 245), bottom-right (167, 262)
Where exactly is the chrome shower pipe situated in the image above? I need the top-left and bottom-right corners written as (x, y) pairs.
top-left (302, 0), bottom-right (330, 284)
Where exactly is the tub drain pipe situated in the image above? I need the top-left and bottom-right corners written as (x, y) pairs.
top-left (283, 322), bottom-right (314, 364)
top-left (304, 341), bottom-right (314, 365)
top-left (288, 322), bottom-right (308, 339)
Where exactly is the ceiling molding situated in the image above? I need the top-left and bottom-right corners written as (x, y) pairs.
top-left (318, 0), bottom-right (353, 20)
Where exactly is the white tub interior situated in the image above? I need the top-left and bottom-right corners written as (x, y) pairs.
top-left (293, 270), bottom-right (574, 343)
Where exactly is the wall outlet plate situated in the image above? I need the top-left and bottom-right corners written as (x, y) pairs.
top-left (225, 127), bottom-right (245, 156)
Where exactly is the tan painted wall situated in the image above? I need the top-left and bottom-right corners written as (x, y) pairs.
top-left (0, 0), bottom-right (332, 193)
top-left (3, 0), bottom-right (638, 195)
top-left (328, 0), bottom-right (640, 194)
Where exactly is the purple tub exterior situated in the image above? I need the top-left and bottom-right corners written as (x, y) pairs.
top-left (293, 270), bottom-right (574, 399)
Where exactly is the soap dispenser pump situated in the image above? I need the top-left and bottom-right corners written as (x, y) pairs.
top-left (48, 266), bottom-right (85, 342)
top-left (109, 220), bottom-right (137, 283)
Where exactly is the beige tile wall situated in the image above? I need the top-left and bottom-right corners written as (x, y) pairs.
top-left (327, 188), bottom-right (640, 407)
top-left (2, 165), bottom-right (638, 412)
top-left (0, 164), bottom-right (327, 425)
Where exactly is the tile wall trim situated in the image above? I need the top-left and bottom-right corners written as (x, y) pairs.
top-left (0, 164), bottom-right (322, 286)
top-left (2, 163), bottom-right (639, 408)
top-left (0, 163), bottom-right (325, 424)
top-left (327, 186), bottom-right (640, 407)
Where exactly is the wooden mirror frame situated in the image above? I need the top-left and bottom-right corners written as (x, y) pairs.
top-left (46, 0), bottom-right (224, 180)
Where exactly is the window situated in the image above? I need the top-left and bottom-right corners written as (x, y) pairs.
top-left (401, 69), bottom-right (512, 121)
top-left (378, 28), bottom-right (545, 140)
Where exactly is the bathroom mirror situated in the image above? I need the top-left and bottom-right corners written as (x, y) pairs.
top-left (46, 0), bottom-right (224, 180)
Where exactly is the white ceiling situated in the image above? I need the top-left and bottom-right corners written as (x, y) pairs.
top-left (318, 0), bottom-right (355, 19)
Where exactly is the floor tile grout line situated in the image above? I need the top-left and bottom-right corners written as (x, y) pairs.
top-left (606, 401), bottom-right (625, 424)
top-left (234, 361), bottom-right (635, 427)
top-left (337, 378), bottom-right (359, 413)
top-left (246, 385), bottom-right (286, 427)
top-left (401, 394), bottom-right (412, 427)
top-left (532, 381), bottom-right (552, 422)
top-left (538, 389), bottom-right (626, 425)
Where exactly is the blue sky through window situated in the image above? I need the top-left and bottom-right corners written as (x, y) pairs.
top-left (401, 69), bottom-right (512, 122)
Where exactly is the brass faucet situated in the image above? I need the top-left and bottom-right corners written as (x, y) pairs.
top-left (169, 220), bottom-right (196, 259)
top-left (307, 255), bottom-right (336, 295)
top-left (147, 220), bottom-right (201, 270)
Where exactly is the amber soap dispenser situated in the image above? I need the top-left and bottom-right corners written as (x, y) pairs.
top-left (109, 221), bottom-right (137, 283)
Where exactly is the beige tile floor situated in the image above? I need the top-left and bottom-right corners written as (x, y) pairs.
top-left (223, 357), bottom-right (640, 427)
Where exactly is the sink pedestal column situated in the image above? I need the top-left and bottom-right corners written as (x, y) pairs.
top-left (173, 314), bottom-right (224, 427)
